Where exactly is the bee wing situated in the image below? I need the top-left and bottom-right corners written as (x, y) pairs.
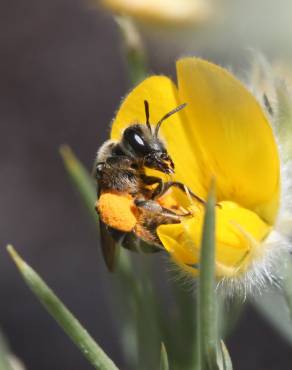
top-left (99, 219), bottom-right (119, 272)
top-left (96, 176), bottom-right (118, 272)
top-left (122, 232), bottom-right (161, 253)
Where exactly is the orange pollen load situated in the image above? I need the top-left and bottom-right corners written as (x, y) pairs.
top-left (158, 191), bottom-right (180, 211)
top-left (97, 192), bottom-right (138, 232)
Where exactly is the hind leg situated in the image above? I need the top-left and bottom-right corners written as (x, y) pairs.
top-left (134, 199), bottom-right (191, 219)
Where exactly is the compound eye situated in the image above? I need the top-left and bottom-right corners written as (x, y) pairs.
top-left (123, 127), bottom-right (149, 155)
top-left (133, 133), bottom-right (145, 146)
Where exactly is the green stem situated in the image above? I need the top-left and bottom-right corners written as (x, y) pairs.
top-left (127, 48), bottom-right (148, 86)
top-left (160, 343), bottom-right (169, 370)
top-left (115, 16), bottom-right (148, 85)
top-left (196, 182), bottom-right (219, 370)
top-left (60, 145), bottom-right (98, 225)
top-left (0, 333), bottom-right (14, 370)
top-left (7, 245), bottom-right (119, 370)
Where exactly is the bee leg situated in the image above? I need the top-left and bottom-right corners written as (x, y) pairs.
top-left (152, 181), bottom-right (206, 205)
top-left (140, 174), bottom-right (162, 186)
top-left (140, 174), bottom-right (164, 195)
top-left (140, 175), bottom-right (206, 206)
top-left (94, 162), bottom-right (105, 179)
top-left (134, 199), bottom-right (181, 221)
top-left (95, 162), bottom-right (105, 178)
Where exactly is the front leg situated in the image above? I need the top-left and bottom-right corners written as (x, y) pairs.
top-left (151, 180), bottom-right (206, 205)
top-left (140, 174), bottom-right (205, 205)
top-left (140, 174), bottom-right (163, 197)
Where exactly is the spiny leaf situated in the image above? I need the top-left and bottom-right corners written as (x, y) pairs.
top-left (160, 343), bottom-right (169, 370)
top-left (7, 245), bottom-right (119, 370)
top-left (218, 340), bottom-right (233, 370)
top-left (0, 332), bottom-right (14, 370)
top-left (115, 16), bottom-right (148, 85)
top-left (197, 181), bottom-right (219, 370)
top-left (60, 145), bottom-right (98, 224)
top-left (218, 295), bottom-right (245, 339)
top-left (283, 252), bottom-right (292, 320)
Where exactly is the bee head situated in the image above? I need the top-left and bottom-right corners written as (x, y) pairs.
top-left (121, 124), bottom-right (173, 173)
top-left (120, 101), bottom-right (186, 174)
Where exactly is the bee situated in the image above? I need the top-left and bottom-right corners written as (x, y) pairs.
top-left (95, 101), bottom-right (204, 271)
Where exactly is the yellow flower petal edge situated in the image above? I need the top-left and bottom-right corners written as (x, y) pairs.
top-left (176, 58), bottom-right (280, 225)
top-left (101, 0), bottom-right (210, 26)
top-left (157, 201), bottom-right (271, 278)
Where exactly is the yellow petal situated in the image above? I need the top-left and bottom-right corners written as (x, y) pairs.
top-left (111, 76), bottom-right (206, 197)
top-left (176, 58), bottom-right (280, 224)
top-left (157, 201), bottom-right (271, 278)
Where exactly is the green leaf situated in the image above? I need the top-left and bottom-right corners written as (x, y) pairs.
top-left (60, 145), bottom-right (98, 225)
top-left (0, 332), bottom-right (14, 370)
top-left (112, 253), bottom-right (162, 370)
top-left (115, 16), bottom-right (148, 85)
top-left (283, 252), bottom-right (292, 320)
top-left (217, 295), bottom-right (245, 339)
top-left (7, 245), bottom-right (119, 370)
top-left (168, 281), bottom-right (197, 370)
top-left (127, 48), bottom-right (148, 86)
top-left (196, 182), bottom-right (219, 370)
top-left (218, 341), bottom-right (233, 370)
top-left (275, 83), bottom-right (292, 160)
top-left (160, 343), bottom-right (169, 370)
top-left (252, 287), bottom-right (292, 344)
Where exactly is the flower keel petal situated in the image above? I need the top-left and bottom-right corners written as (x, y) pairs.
top-left (157, 201), bottom-right (271, 278)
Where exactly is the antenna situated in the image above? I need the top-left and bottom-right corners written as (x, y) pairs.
top-left (154, 103), bottom-right (187, 137)
top-left (144, 100), bottom-right (152, 132)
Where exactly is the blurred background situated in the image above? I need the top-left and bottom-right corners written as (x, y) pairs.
top-left (1, 0), bottom-right (292, 369)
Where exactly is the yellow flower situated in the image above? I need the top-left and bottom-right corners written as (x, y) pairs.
top-left (111, 57), bottom-right (284, 291)
top-left (101, 0), bottom-right (210, 26)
